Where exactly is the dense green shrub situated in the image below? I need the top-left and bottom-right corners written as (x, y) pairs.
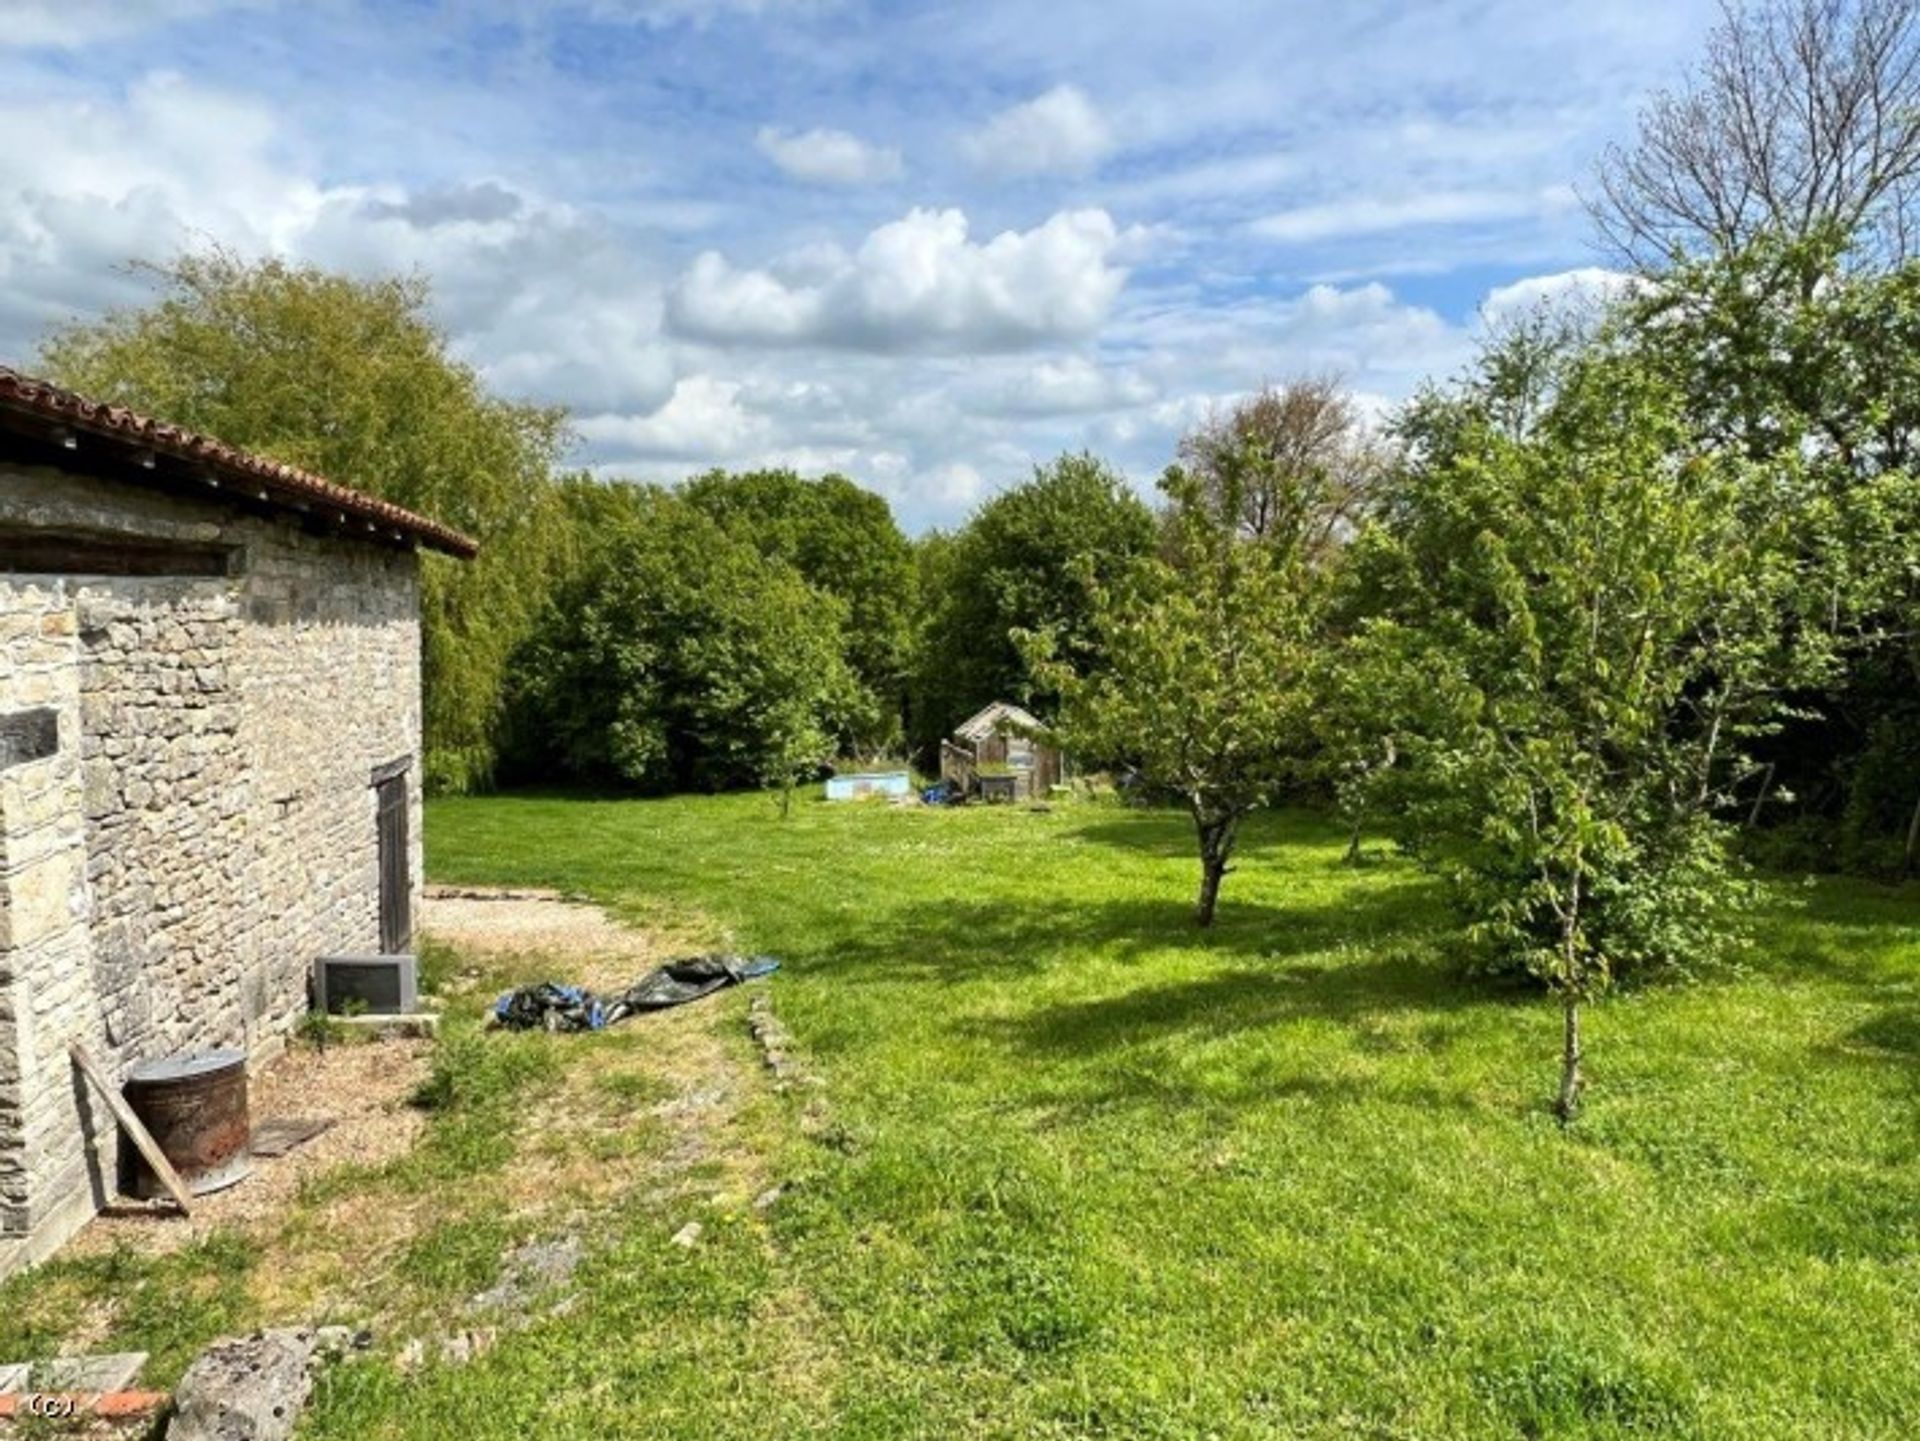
top-left (1341, 330), bottom-right (1844, 1115)
top-left (505, 484), bottom-right (860, 796)
top-left (908, 454), bottom-right (1155, 758)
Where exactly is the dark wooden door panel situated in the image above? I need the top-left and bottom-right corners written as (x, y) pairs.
top-left (376, 772), bottom-right (411, 953)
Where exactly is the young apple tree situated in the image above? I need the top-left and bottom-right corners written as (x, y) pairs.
top-left (1345, 336), bottom-right (1840, 1119)
top-left (1030, 420), bottom-right (1331, 926)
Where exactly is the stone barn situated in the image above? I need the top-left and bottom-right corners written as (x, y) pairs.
top-left (0, 367), bottom-right (475, 1272)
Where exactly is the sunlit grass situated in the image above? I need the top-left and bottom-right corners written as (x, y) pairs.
top-left (2, 793), bottom-right (1907, 1436)
top-left (404, 790), bottom-right (1920, 1439)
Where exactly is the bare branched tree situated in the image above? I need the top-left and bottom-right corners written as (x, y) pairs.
top-left (1591, 0), bottom-right (1920, 272)
top-left (1175, 378), bottom-right (1390, 561)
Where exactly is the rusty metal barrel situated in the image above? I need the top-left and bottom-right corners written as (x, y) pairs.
top-left (123, 1048), bottom-right (252, 1197)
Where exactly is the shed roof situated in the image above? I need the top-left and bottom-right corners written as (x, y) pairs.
top-left (953, 700), bottom-right (1047, 742)
top-left (0, 366), bottom-right (479, 559)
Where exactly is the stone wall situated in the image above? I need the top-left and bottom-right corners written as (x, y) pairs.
top-left (0, 461), bottom-right (423, 1271)
top-left (0, 579), bottom-right (92, 1253)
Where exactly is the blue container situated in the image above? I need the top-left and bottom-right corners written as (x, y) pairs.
top-left (825, 770), bottom-right (912, 801)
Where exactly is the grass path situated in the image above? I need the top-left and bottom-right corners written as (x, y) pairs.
top-left (421, 792), bottom-right (1920, 1440)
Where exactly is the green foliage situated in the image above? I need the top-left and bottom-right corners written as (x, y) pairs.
top-left (1614, 230), bottom-right (1920, 866)
top-left (909, 453), bottom-right (1155, 756)
top-left (1034, 453), bottom-right (1325, 925)
top-left (38, 249), bottom-right (570, 792)
top-left (507, 483), bottom-right (860, 795)
top-left (682, 468), bottom-right (916, 753)
top-left (1344, 337), bottom-right (1842, 1019)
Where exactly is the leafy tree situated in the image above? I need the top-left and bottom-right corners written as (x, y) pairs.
top-left (910, 454), bottom-right (1155, 757)
top-left (1033, 446), bottom-right (1326, 927)
top-left (1617, 231), bottom-right (1920, 866)
top-left (681, 468), bottom-right (915, 754)
top-left (507, 484), bottom-right (859, 797)
top-left (1346, 337), bottom-right (1843, 1120)
top-left (39, 249), bottom-right (568, 792)
top-left (1585, 0), bottom-right (1920, 874)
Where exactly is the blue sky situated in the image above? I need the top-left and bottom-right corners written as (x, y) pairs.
top-left (0, 0), bottom-right (1719, 530)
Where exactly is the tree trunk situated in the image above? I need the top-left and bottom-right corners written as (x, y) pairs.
top-left (1903, 789), bottom-right (1920, 881)
top-left (1192, 812), bottom-right (1237, 928)
top-left (1196, 853), bottom-right (1226, 927)
top-left (1745, 761), bottom-right (1775, 830)
top-left (1554, 866), bottom-right (1585, 1124)
top-left (1555, 996), bottom-right (1583, 1124)
top-left (1343, 814), bottom-right (1363, 867)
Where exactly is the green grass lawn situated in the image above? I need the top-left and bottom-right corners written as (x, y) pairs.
top-left (407, 791), bottom-right (1919, 1440)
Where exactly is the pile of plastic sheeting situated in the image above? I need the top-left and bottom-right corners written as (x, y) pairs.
top-left (491, 955), bottom-right (780, 1033)
top-left (493, 982), bottom-right (603, 1033)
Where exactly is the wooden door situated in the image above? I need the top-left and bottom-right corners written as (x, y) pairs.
top-left (376, 772), bottom-right (411, 953)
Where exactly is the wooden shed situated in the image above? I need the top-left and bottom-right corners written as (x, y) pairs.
top-left (939, 702), bottom-right (1065, 802)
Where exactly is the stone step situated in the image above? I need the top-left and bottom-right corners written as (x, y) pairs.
top-left (332, 1011), bottom-right (439, 1038)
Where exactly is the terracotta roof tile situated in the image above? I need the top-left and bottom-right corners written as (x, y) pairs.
top-left (0, 366), bottom-right (478, 558)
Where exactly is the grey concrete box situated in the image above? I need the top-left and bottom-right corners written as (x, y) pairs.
top-left (312, 954), bottom-right (419, 1016)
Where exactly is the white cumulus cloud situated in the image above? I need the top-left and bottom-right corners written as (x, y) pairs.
top-left (1480, 266), bottom-right (1636, 324)
top-left (575, 376), bottom-right (767, 460)
top-left (962, 85), bottom-right (1113, 177)
top-left (755, 126), bottom-right (903, 185)
top-left (963, 356), bottom-right (1157, 418)
top-left (666, 206), bottom-right (1133, 352)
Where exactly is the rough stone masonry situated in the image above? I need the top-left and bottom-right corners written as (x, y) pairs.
top-left (0, 460), bottom-right (427, 1273)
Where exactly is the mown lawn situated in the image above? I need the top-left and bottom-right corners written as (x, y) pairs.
top-left (406, 791), bottom-right (1920, 1440)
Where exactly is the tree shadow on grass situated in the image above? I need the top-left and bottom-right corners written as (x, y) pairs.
top-left (1743, 881), bottom-right (1920, 990)
top-left (987, 947), bottom-right (1526, 1057)
top-left (960, 956), bottom-right (1534, 1121)
top-left (1833, 1007), bottom-right (1920, 1114)
top-left (783, 853), bottom-right (1545, 1119)
top-left (1848, 1007), bottom-right (1920, 1057)
top-left (798, 870), bottom-right (1449, 990)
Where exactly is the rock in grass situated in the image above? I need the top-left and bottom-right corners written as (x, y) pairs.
top-left (467, 1235), bottom-right (583, 1314)
top-left (167, 1329), bottom-right (341, 1441)
top-left (670, 1221), bottom-right (703, 1248)
top-left (395, 1329), bottom-right (496, 1374)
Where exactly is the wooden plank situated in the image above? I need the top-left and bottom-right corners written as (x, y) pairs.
top-left (249, 1116), bottom-right (331, 1158)
top-left (66, 1042), bottom-right (192, 1216)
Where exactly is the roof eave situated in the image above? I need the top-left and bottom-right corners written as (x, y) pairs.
top-left (0, 369), bottom-right (480, 560)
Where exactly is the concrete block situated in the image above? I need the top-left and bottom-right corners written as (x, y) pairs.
top-left (33, 1351), bottom-right (148, 1393)
top-left (332, 1012), bottom-right (438, 1039)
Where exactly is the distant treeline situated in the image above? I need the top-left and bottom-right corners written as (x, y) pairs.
top-left (492, 452), bottom-right (1159, 797)
top-left (38, 219), bottom-right (1917, 880)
